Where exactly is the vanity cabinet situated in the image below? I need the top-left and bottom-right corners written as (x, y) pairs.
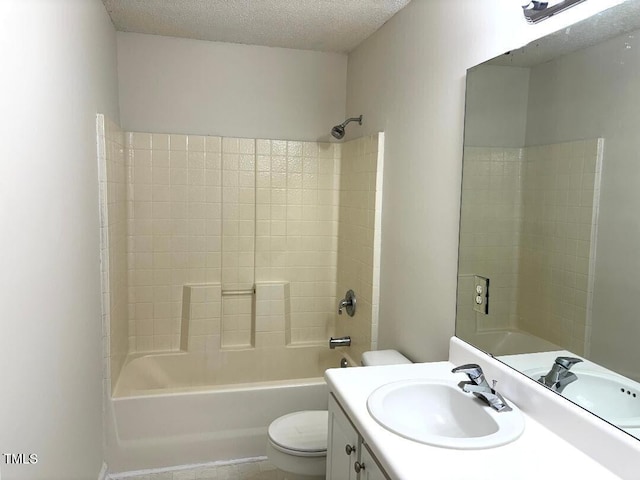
top-left (327, 394), bottom-right (359, 479)
top-left (358, 444), bottom-right (387, 480)
top-left (327, 394), bottom-right (389, 480)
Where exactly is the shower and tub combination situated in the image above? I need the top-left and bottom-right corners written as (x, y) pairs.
top-left (97, 114), bottom-right (386, 472)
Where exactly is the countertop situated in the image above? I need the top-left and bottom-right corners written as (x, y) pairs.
top-left (325, 361), bottom-right (621, 480)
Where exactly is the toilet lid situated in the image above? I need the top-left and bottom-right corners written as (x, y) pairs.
top-left (268, 411), bottom-right (328, 455)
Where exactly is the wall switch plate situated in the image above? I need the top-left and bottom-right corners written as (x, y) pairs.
top-left (473, 275), bottom-right (489, 314)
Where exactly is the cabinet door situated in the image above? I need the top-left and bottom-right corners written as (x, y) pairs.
top-left (327, 394), bottom-right (359, 480)
top-left (357, 444), bottom-right (389, 480)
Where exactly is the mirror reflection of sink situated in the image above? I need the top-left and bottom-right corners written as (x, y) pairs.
top-left (525, 369), bottom-right (640, 428)
top-left (366, 379), bottom-right (524, 449)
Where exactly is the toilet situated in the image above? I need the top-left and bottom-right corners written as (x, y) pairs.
top-left (266, 350), bottom-right (411, 479)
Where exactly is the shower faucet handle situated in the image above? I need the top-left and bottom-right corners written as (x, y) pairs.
top-left (337, 290), bottom-right (356, 317)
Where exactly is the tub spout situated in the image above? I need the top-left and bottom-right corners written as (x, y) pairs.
top-left (329, 336), bottom-right (351, 349)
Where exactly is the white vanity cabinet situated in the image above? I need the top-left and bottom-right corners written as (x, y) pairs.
top-left (327, 394), bottom-right (359, 479)
top-left (357, 444), bottom-right (387, 480)
top-left (327, 394), bottom-right (389, 480)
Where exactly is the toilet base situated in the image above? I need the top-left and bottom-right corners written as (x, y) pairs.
top-left (266, 441), bottom-right (326, 478)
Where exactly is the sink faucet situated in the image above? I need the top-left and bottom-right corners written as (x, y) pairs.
top-left (538, 356), bottom-right (583, 393)
top-left (452, 364), bottom-right (512, 412)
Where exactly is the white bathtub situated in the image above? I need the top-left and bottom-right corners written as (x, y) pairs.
top-left (106, 346), bottom-right (348, 472)
top-left (463, 330), bottom-right (560, 356)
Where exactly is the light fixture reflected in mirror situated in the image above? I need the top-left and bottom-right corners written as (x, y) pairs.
top-left (522, 0), bottom-right (587, 23)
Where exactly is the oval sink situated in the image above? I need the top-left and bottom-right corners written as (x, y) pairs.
top-left (367, 379), bottom-right (524, 449)
top-left (525, 369), bottom-right (640, 428)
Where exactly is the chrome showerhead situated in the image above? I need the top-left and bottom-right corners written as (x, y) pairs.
top-left (330, 115), bottom-right (363, 140)
top-left (331, 124), bottom-right (346, 139)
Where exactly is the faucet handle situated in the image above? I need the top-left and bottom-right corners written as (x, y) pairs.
top-left (555, 356), bottom-right (583, 370)
top-left (337, 290), bottom-right (356, 317)
top-left (451, 363), bottom-right (484, 382)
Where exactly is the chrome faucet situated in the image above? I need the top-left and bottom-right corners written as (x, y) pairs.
top-left (538, 356), bottom-right (583, 393)
top-left (338, 290), bottom-right (356, 316)
top-left (452, 364), bottom-right (512, 412)
top-left (329, 336), bottom-right (351, 349)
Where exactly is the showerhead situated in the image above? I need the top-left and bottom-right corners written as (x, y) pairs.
top-left (330, 115), bottom-right (363, 140)
top-left (331, 125), bottom-right (346, 139)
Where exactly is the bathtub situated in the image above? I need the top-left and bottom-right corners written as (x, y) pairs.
top-left (463, 329), bottom-right (560, 356)
top-left (106, 346), bottom-right (348, 473)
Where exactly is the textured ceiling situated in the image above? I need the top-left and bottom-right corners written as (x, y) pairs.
top-left (102, 0), bottom-right (411, 53)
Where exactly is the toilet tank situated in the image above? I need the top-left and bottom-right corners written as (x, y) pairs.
top-left (361, 350), bottom-right (411, 366)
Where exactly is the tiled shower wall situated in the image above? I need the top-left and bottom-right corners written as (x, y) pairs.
top-left (517, 139), bottom-right (603, 354)
top-left (335, 134), bottom-right (384, 362)
top-left (99, 121), bottom-right (383, 388)
top-left (254, 139), bottom-right (341, 345)
top-left (458, 139), bottom-right (602, 354)
top-left (457, 146), bottom-right (523, 338)
top-left (126, 133), bottom-right (342, 352)
top-left (126, 133), bottom-right (223, 351)
top-left (97, 115), bottom-right (129, 390)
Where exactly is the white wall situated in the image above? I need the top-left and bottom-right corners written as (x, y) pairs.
top-left (464, 65), bottom-right (530, 148)
top-left (0, 0), bottom-right (119, 478)
top-left (345, 0), bottom-right (625, 362)
top-left (117, 33), bottom-right (347, 141)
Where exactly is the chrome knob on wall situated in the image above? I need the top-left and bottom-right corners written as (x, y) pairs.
top-left (338, 289), bottom-right (356, 316)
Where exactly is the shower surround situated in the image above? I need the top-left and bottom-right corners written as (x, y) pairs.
top-left (98, 114), bottom-right (384, 392)
top-left (125, 133), bottom-right (342, 354)
top-left (98, 115), bottom-right (384, 470)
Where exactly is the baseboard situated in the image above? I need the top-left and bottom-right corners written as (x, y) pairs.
top-left (109, 457), bottom-right (267, 479)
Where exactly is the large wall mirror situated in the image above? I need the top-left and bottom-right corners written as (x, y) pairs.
top-left (456, 0), bottom-right (640, 441)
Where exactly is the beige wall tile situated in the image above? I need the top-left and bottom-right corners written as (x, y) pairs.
top-left (115, 130), bottom-right (381, 370)
top-left (458, 140), bottom-right (602, 354)
top-left (335, 134), bottom-right (383, 363)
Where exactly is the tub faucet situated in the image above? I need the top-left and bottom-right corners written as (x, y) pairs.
top-left (452, 364), bottom-right (512, 412)
top-left (538, 356), bottom-right (583, 393)
top-left (329, 336), bottom-right (351, 349)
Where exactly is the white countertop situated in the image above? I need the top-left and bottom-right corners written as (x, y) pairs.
top-left (325, 360), bottom-right (621, 480)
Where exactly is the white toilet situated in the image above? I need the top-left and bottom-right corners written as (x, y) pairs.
top-left (266, 350), bottom-right (411, 479)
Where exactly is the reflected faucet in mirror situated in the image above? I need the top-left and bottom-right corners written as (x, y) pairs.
top-left (538, 356), bottom-right (583, 393)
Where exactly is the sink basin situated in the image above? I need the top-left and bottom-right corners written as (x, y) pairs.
top-left (525, 369), bottom-right (640, 428)
top-left (367, 379), bottom-right (524, 449)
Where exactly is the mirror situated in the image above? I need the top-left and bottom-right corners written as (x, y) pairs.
top-left (456, 0), bottom-right (640, 440)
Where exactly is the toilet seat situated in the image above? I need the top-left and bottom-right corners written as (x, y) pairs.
top-left (268, 410), bottom-right (328, 457)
